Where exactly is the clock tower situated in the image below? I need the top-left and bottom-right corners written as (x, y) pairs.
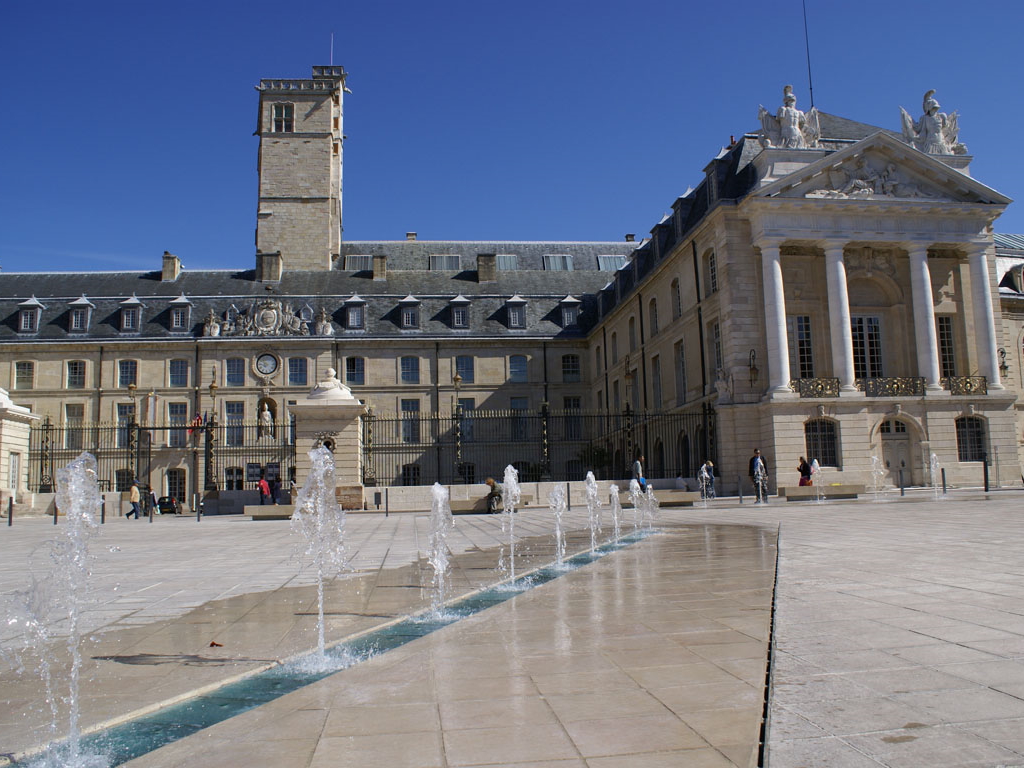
top-left (255, 66), bottom-right (348, 275)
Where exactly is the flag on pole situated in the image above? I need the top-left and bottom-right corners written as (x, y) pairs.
top-left (187, 413), bottom-right (203, 435)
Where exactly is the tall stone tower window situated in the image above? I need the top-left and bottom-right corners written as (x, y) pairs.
top-left (272, 103), bottom-right (294, 133)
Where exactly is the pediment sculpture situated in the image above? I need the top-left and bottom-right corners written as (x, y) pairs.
top-left (202, 299), bottom-right (311, 337)
top-left (804, 157), bottom-right (941, 200)
top-left (899, 90), bottom-right (967, 156)
top-left (758, 85), bottom-right (820, 149)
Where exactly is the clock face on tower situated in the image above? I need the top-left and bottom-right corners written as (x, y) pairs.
top-left (255, 353), bottom-right (278, 376)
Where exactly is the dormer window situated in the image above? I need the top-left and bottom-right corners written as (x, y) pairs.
top-left (450, 295), bottom-right (471, 329)
top-left (344, 295), bottom-right (366, 329)
top-left (543, 254), bottom-right (574, 271)
top-left (67, 296), bottom-right (94, 333)
top-left (559, 296), bottom-right (581, 328)
top-left (120, 295), bottom-right (144, 333)
top-left (399, 295), bottom-right (421, 329)
top-left (18, 296), bottom-right (45, 334)
top-left (272, 103), bottom-right (294, 133)
top-left (169, 294), bottom-right (192, 332)
top-left (506, 295), bottom-right (527, 329)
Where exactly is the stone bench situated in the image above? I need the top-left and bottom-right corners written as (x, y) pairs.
top-left (778, 485), bottom-right (865, 501)
top-left (619, 489), bottom-right (702, 507)
top-left (450, 495), bottom-right (534, 514)
top-left (246, 504), bottom-right (294, 520)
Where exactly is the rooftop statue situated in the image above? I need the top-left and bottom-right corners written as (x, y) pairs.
top-left (758, 85), bottom-right (820, 149)
top-left (899, 90), bottom-right (967, 156)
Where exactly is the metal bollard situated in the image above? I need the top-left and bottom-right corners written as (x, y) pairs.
top-left (101, 497), bottom-right (105, 524)
top-left (54, 503), bottom-right (59, 524)
top-left (737, 475), bottom-right (743, 504)
top-left (982, 452), bottom-right (990, 493)
top-left (149, 503), bottom-right (154, 523)
top-left (941, 468), bottom-right (947, 496)
top-left (197, 499), bottom-right (203, 522)
top-left (898, 469), bottom-right (905, 497)
top-left (7, 496), bottom-right (12, 526)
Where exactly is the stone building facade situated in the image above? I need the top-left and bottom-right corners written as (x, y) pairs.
top-left (0, 68), bottom-right (1020, 506)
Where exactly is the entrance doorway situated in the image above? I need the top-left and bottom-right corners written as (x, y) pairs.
top-left (880, 419), bottom-right (911, 486)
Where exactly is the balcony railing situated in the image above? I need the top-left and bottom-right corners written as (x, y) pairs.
top-left (857, 377), bottom-right (926, 397)
top-left (790, 378), bottom-right (841, 397)
top-left (942, 376), bottom-right (987, 395)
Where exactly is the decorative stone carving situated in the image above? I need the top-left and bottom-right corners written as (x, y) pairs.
top-left (314, 307), bottom-right (335, 336)
top-left (714, 368), bottom-right (733, 404)
top-left (804, 158), bottom-right (937, 200)
top-left (201, 299), bottom-right (311, 337)
top-left (258, 403), bottom-right (275, 438)
top-left (845, 248), bottom-right (897, 279)
top-left (758, 85), bottom-right (820, 149)
top-left (899, 90), bottom-right (967, 155)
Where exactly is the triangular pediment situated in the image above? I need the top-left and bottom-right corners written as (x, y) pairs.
top-left (755, 132), bottom-right (1011, 206)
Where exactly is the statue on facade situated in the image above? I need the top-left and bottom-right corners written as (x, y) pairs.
top-left (314, 307), bottom-right (335, 336)
top-left (258, 403), bottom-right (274, 438)
top-left (758, 85), bottom-right (820, 149)
top-left (899, 90), bottom-right (967, 155)
top-left (202, 309), bottom-right (221, 337)
top-left (714, 368), bottom-right (733, 404)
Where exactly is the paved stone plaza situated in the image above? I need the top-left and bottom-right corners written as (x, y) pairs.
top-left (1, 491), bottom-right (1023, 767)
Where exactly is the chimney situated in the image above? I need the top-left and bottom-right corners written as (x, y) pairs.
top-left (161, 251), bottom-right (182, 281)
top-left (625, 234), bottom-right (635, 243)
top-left (477, 254), bottom-right (496, 283)
top-left (405, 232), bottom-right (417, 241)
top-left (373, 254), bottom-right (387, 281)
top-left (255, 251), bottom-right (283, 282)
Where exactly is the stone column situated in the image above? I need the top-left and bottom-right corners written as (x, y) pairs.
top-left (967, 243), bottom-right (1003, 390)
top-left (823, 242), bottom-right (857, 392)
top-left (906, 243), bottom-right (942, 391)
top-left (758, 240), bottom-right (792, 394)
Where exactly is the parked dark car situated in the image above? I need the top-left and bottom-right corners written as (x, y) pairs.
top-left (157, 496), bottom-right (181, 514)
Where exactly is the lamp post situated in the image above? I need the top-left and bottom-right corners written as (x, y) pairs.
top-left (748, 349), bottom-right (759, 388)
top-left (127, 382), bottom-right (138, 485)
top-left (204, 374), bottom-right (218, 491)
top-left (624, 365), bottom-right (635, 468)
top-left (452, 372), bottom-right (463, 483)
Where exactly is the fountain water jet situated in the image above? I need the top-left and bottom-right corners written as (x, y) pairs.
top-left (698, 464), bottom-right (711, 508)
top-left (547, 485), bottom-right (567, 568)
top-left (870, 456), bottom-right (887, 502)
top-left (428, 483), bottom-right (453, 615)
top-left (628, 479), bottom-right (643, 531)
top-left (608, 484), bottom-right (622, 543)
top-left (500, 465), bottom-right (521, 582)
top-left (929, 453), bottom-right (943, 500)
top-left (584, 472), bottom-right (602, 553)
top-left (811, 459), bottom-right (824, 503)
top-left (291, 446), bottom-right (347, 671)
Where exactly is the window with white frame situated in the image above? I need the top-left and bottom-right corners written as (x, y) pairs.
top-left (455, 355), bottom-right (475, 384)
top-left (272, 103), bottom-right (294, 132)
top-left (288, 357), bottom-right (307, 386)
top-left (509, 355), bottom-right (527, 383)
top-left (401, 306), bottom-right (419, 329)
top-left (937, 316), bottom-right (956, 378)
top-left (708, 250), bottom-right (718, 294)
top-left (66, 360), bottom-right (86, 389)
top-left (561, 354), bottom-right (581, 383)
top-left (225, 358), bottom-right (245, 387)
top-left (170, 307), bottom-right (189, 330)
top-left (346, 304), bottom-right (364, 329)
top-left (787, 316), bottom-right (814, 379)
top-left (19, 309), bottom-right (38, 333)
top-left (168, 402), bottom-right (188, 447)
top-left (225, 401), bottom-right (244, 446)
top-left (169, 359), bottom-right (188, 388)
top-left (508, 304), bottom-right (525, 329)
top-left (561, 304), bottom-right (579, 327)
top-left (121, 307), bottom-right (140, 332)
top-left (118, 359), bottom-right (137, 388)
top-left (452, 305), bottom-right (469, 328)
top-left (401, 356), bottom-right (420, 384)
top-left (851, 316), bottom-right (883, 378)
top-left (70, 307), bottom-right (89, 332)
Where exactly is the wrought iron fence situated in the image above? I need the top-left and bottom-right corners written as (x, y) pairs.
top-left (28, 419), bottom-right (295, 494)
top-left (791, 378), bottom-right (841, 397)
top-left (362, 405), bottom-right (716, 487)
top-left (858, 377), bottom-right (926, 397)
top-left (941, 376), bottom-right (987, 395)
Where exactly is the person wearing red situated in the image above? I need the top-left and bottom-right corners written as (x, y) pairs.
top-left (258, 476), bottom-right (271, 505)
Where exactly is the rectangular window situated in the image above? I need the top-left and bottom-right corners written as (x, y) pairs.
top-left (708, 252), bottom-right (718, 294)
top-left (225, 358), bottom-right (245, 387)
top-left (496, 254), bottom-right (518, 270)
top-left (401, 399), bottom-right (420, 443)
top-left (562, 305), bottom-right (579, 327)
top-left (851, 316), bottom-right (883, 379)
top-left (169, 359), bottom-right (188, 388)
top-left (168, 402), bottom-right (188, 447)
top-left (457, 398), bottom-right (475, 441)
top-left (66, 360), bottom-right (86, 389)
top-left (508, 305), bottom-right (525, 328)
top-left (509, 355), bottom-right (527, 383)
top-left (712, 322), bottom-right (723, 371)
top-left (272, 103), bottom-right (294, 132)
top-left (937, 316), bottom-right (956, 378)
top-left (428, 254), bottom-right (461, 270)
top-left (651, 356), bottom-right (663, 409)
top-left (562, 354), bottom-right (581, 383)
top-left (543, 254), bottom-right (574, 271)
top-left (70, 308), bottom-right (88, 331)
top-left (510, 396), bottom-right (529, 441)
top-left (563, 396), bottom-right (582, 440)
top-left (787, 316), bottom-right (814, 379)
top-left (118, 360), bottom-right (137, 388)
top-left (400, 357), bottom-right (420, 384)
top-left (288, 358), bottom-right (308, 386)
top-left (166, 469), bottom-right (186, 501)
top-left (225, 401), bottom-right (244, 446)
top-left (117, 403), bottom-right (135, 447)
top-left (597, 255), bottom-right (627, 271)
top-left (455, 355), bottom-right (475, 384)
top-left (121, 308), bottom-right (139, 331)
top-left (344, 255), bottom-right (373, 271)
top-left (401, 307), bottom-right (419, 329)
top-left (170, 308), bottom-right (188, 330)
top-left (452, 306), bottom-right (469, 328)
top-left (19, 311), bottom-right (37, 333)
top-left (674, 340), bottom-right (687, 405)
top-left (65, 404), bottom-right (84, 450)
top-left (346, 357), bottom-right (365, 385)
top-left (347, 305), bottom-right (364, 329)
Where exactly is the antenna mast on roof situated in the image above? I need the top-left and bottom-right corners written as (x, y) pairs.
top-left (802, 0), bottom-right (815, 108)
top-left (330, 32), bottom-right (334, 65)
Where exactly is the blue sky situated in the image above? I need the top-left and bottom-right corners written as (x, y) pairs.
top-left (2, 0), bottom-right (1022, 272)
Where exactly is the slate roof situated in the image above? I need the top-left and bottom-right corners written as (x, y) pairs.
top-left (0, 242), bottom-right (636, 342)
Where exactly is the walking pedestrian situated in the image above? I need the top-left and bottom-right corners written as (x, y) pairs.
top-left (749, 449), bottom-right (769, 504)
top-left (258, 475), bottom-right (271, 505)
top-left (632, 454), bottom-right (647, 492)
top-left (127, 481), bottom-right (141, 519)
top-left (797, 456), bottom-right (813, 486)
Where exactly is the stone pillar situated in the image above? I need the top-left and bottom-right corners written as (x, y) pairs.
top-left (907, 243), bottom-right (942, 392)
top-left (758, 240), bottom-right (793, 394)
top-left (0, 388), bottom-right (38, 506)
top-left (823, 242), bottom-right (858, 392)
top-left (967, 243), bottom-right (1003, 390)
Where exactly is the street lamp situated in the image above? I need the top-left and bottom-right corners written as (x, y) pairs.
top-left (452, 372), bottom-right (463, 482)
top-left (748, 349), bottom-right (759, 387)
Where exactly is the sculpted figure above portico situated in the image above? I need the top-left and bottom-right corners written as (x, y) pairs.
top-left (758, 85), bottom-right (820, 149)
top-left (899, 90), bottom-right (967, 156)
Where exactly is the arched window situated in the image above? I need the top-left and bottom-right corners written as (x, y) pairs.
top-left (955, 416), bottom-right (986, 462)
top-left (805, 419), bottom-right (839, 467)
top-left (648, 299), bottom-right (659, 337)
